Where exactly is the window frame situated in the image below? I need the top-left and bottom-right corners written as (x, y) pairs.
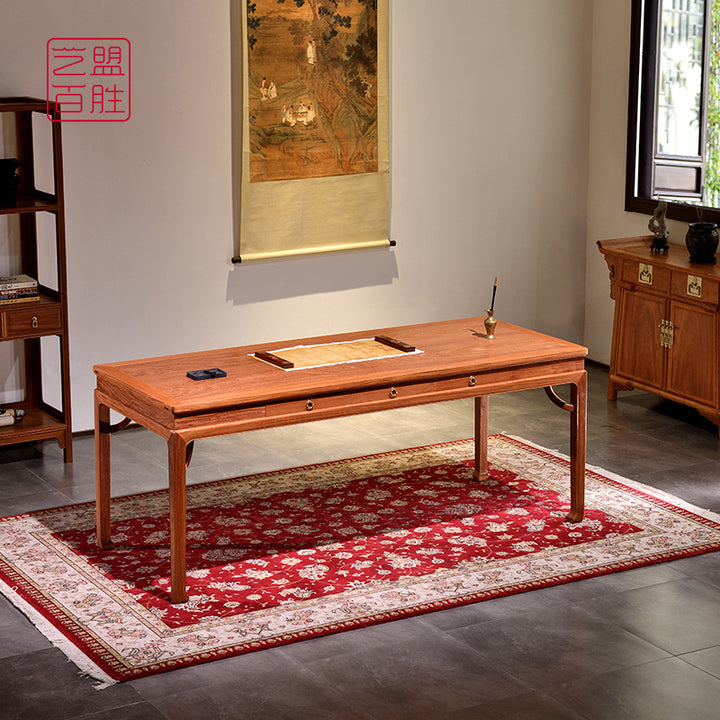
top-left (626, 0), bottom-right (718, 223)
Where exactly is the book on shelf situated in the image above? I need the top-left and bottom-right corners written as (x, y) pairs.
top-left (0, 282), bottom-right (39, 304)
top-left (0, 294), bottom-right (39, 305)
top-left (0, 274), bottom-right (37, 291)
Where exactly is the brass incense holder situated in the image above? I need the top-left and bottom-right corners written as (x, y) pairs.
top-left (484, 309), bottom-right (497, 339)
top-left (484, 276), bottom-right (498, 338)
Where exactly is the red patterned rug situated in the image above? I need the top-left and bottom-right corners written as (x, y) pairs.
top-left (1, 434), bottom-right (720, 686)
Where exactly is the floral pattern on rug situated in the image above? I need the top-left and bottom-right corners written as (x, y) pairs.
top-left (56, 462), bottom-right (641, 628)
top-left (1, 435), bottom-right (720, 684)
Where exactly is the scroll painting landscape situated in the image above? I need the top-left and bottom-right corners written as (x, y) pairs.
top-left (246, 0), bottom-right (379, 183)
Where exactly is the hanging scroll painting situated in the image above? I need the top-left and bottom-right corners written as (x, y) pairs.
top-left (233, 0), bottom-right (390, 262)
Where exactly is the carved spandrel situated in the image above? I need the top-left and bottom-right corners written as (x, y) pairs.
top-left (601, 256), bottom-right (618, 300)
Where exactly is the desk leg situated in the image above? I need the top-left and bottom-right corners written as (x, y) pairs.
top-left (567, 372), bottom-right (587, 523)
top-left (95, 391), bottom-right (114, 550)
top-left (473, 396), bottom-right (489, 481)
top-left (168, 433), bottom-right (189, 604)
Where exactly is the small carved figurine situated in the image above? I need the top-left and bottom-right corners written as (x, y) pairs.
top-left (648, 201), bottom-right (670, 254)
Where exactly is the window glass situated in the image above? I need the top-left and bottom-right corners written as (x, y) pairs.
top-left (657, 0), bottom-right (706, 158)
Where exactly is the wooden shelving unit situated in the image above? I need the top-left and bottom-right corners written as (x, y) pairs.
top-left (0, 96), bottom-right (72, 461)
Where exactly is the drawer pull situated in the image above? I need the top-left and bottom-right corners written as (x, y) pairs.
top-left (31, 316), bottom-right (38, 329)
top-left (306, 399), bottom-right (314, 411)
top-left (638, 263), bottom-right (653, 285)
top-left (389, 387), bottom-right (398, 398)
top-left (468, 376), bottom-right (476, 386)
top-left (687, 275), bottom-right (702, 298)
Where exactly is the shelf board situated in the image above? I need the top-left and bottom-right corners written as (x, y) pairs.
top-left (0, 194), bottom-right (60, 215)
top-left (0, 97), bottom-right (48, 114)
top-left (0, 407), bottom-right (68, 448)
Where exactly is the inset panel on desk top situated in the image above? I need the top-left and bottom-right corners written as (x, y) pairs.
top-left (253, 337), bottom-right (421, 370)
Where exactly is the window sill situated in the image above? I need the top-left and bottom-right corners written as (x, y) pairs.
top-left (625, 196), bottom-right (720, 226)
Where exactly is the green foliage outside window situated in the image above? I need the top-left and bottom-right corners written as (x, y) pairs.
top-left (705, 0), bottom-right (720, 206)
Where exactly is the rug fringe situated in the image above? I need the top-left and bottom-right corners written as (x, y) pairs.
top-left (0, 578), bottom-right (117, 689)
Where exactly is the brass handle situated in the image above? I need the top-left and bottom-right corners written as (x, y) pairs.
top-left (468, 376), bottom-right (476, 386)
top-left (306, 399), bottom-right (314, 411)
top-left (31, 316), bottom-right (38, 329)
top-left (659, 319), bottom-right (674, 349)
top-left (389, 387), bottom-right (398, 398)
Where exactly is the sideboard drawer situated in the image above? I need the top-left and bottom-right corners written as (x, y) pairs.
top-left (671, 271), bottom-right (720, 304)
top-left (621, 259), bottom-right (670, 292)
top-left (1, 305), bottom-right (63, 339)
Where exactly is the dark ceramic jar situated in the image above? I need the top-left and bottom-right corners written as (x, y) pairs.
top-left (0, 158), bottom-right (21, 205)
top-left (685, 222), bottom-right (719, 264)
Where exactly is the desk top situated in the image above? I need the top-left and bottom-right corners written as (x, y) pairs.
top-left (94, 317), bottom-right (587, 416)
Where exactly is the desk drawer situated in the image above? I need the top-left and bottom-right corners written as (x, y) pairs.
top-left (266, 375), bottom-right (481, 419)
top-left (1, 305), bottom-right (63, 339)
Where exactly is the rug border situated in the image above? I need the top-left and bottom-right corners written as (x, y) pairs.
top-left (0, 577), bottom-right (117, 688)
top-left (503, 433), bottom-right (720, 523)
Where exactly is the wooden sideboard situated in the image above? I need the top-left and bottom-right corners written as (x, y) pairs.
top-left (598, 236), bottom-right (720, 435)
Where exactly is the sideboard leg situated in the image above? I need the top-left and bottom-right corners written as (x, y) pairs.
top-left (607, 380), bottom-right (618, 401)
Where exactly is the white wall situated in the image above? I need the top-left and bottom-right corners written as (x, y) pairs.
top-left (584, 0), bottom-right (689, 363)
top-left (0, 0), bottom-right (593, 431)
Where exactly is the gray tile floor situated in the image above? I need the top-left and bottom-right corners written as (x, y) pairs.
top-left (1, 363), bottom-right (720, 719)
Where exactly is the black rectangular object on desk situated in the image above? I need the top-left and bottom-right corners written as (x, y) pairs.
top-left (186, 368), bottom-right (227, 381)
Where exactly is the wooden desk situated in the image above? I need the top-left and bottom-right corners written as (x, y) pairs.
top-left (94, 317), bottom-right (588, 603)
